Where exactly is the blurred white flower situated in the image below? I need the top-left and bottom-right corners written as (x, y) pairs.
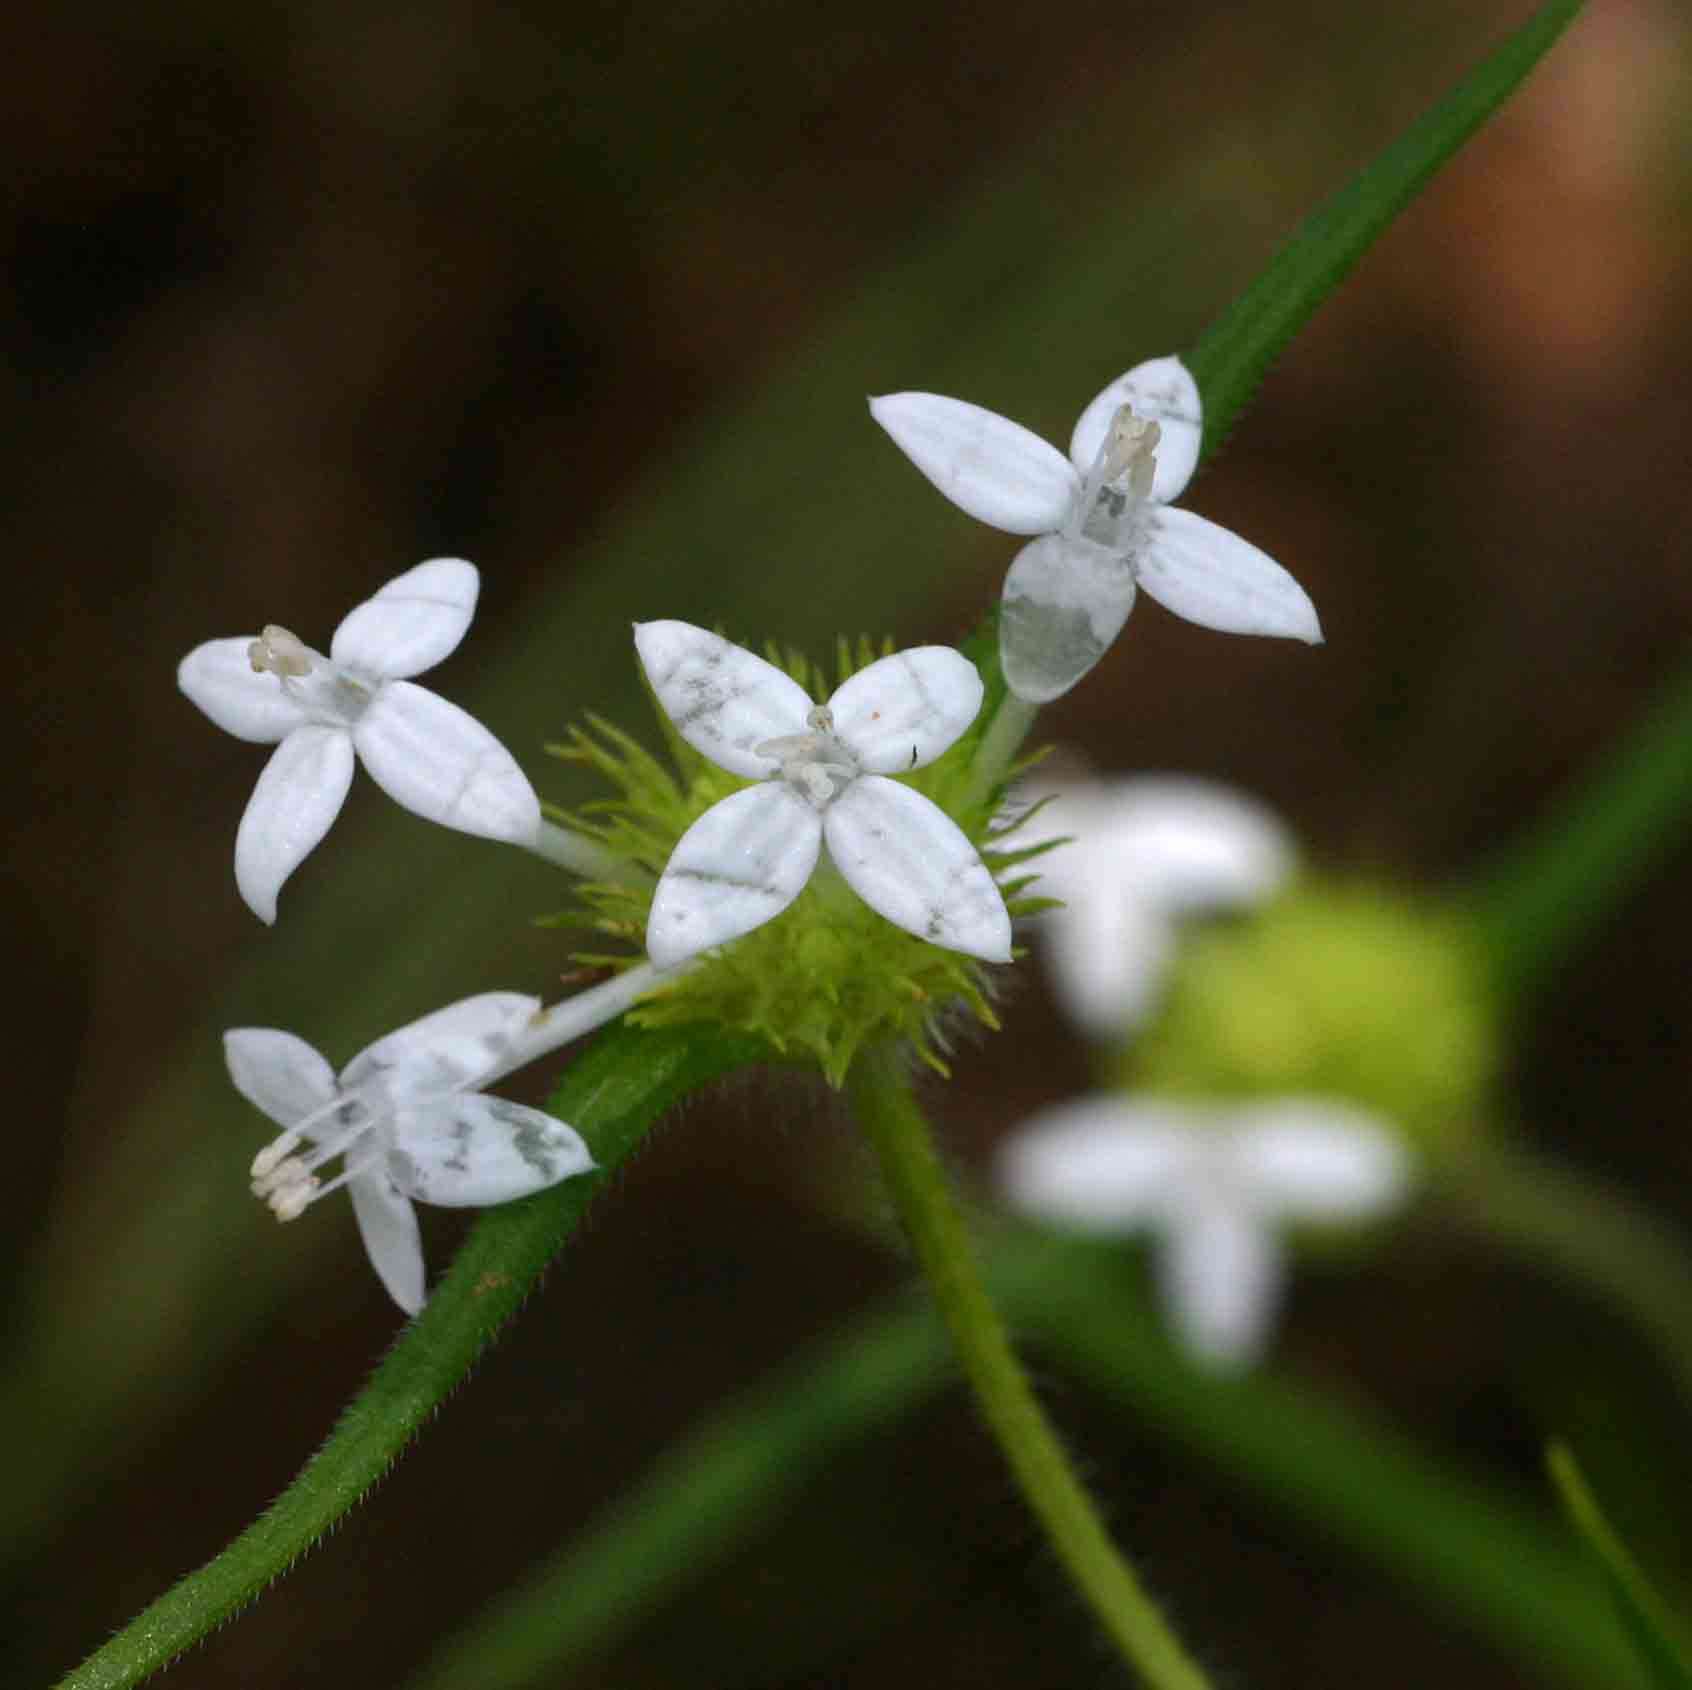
top-left (178, 558), bottom-right (540, 922)
top-left (1024, 775), bottom-right (1293, 1038)
top-left (999, 1094), bottom-right (1412, 1369)
top-left (870, 356), bottom-right (1320, 701)
top-left (226, 992), bottom-right (593, 1313)
top-left (634, 621), bottom-right (1011, 967)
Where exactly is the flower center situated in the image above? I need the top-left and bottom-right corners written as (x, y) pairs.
top-left (755, 705), bottom-right (860, 809)
top-left (1070, 405), bottom-right (1161, 551)
top-left (248, 623), bottom-right (376, 725)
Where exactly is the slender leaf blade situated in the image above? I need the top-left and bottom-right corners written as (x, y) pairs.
top-left (1548, 1443), bottom-right (1692, 1690)
top-left (1188, 0), bottom-right (1585, 458)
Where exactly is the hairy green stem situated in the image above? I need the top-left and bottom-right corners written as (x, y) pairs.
top-left (847, 1048), bottom-right (1214, 1690)
top-left (55, 1024), bottom-right (768, 1690)
top-left (1440, 1140), bottom-right (1692, 1408)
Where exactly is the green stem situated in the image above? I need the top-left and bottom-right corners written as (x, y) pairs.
top-left (529, 816), bottom-right (643, 881)
top-left (56, 1024), bottom-right (768, 1690)
top-left (963, 688), bottom-right (1040, 813)
top-left (846, 1047), bottom-right (1214, 1690)
top-left (1439, 1139), bottom-right (1692, 1407)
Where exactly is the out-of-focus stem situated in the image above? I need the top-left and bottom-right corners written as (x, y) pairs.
top-left (1441, 1138), bottom-right (1692, 1407)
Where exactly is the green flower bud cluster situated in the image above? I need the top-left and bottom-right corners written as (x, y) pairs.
top-left (1127, 881), bottom-right (1501, 1158)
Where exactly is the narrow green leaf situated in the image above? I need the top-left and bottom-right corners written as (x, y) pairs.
top-left (1468, 658), bottom-right (1692, 1000)
top-left (408, 1238), bottom-right (1637, 1690)
top-left (1187, 0), bottom-right (1585, 458)
top-left (54, 1025), bottom-right (768, 1690)
top-left (1548, 1443), bottom-right (1692, 1690)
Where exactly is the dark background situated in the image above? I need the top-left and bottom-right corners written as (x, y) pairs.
top-left (5, 0), bottom-right (1692, 1684)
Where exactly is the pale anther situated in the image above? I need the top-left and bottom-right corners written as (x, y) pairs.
top-left (267, 1177), bottom-right (319, 1223)
top-left (247, 624), bottom-right (313, 678)
top-left (1102, 409), bottom-right (1162, 498)
top-left (250, 1131), bottom-right (303, 1182)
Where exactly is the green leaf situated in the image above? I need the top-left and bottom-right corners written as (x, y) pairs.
top-left (1188, 0), bottom-right (1584, 460)
top-left (53, 1024), bottom-right (769, 1690)
top-left (1548, 1443), bottom-right (1692, 1690)
top-left (1468, 657), bottom-right (1692, 1001)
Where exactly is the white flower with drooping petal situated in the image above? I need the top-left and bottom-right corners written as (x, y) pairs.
top-left (1022, 774), bottom-right (1294, 1038)
top-left (225, 992), bottom-right (594, 1314)
top-left (999, 1094), bottom-right (1412, 1369)
top-left (178, 558), bottom-right (541, 923)
top-left (634, 621), bottom-right (1012, 968)
top-left (870, 355), bottom-right (1321, 702)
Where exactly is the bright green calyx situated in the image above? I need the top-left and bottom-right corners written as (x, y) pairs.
top-left (1127, 881), bottom-right (1500, 1157)
top-left (544, 634), bottom-right (1054, 1087)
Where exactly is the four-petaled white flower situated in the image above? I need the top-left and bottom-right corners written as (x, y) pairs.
top-left (870, 356), bottom-right (1321, 702)
top-left (1022, 774), bottom-right (1293, 1039)
top-left (999, 1095), bottom-right (1412, 1369)
top-left (178, 557), bottom-right (541, 923)
top-left (225, 992), bottom-right (594, 1313)
top-left (634, 621), bottom-right (1012, 968)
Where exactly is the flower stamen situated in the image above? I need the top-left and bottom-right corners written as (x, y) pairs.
top-left (755, 705), bottom-right (860, 809)
top-left (247, 624), bottom-right (314, 678)
top-left (1076, 407), bottom-right (1161, 548)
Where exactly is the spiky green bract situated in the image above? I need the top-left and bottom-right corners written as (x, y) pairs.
top-left (545, 631), bottom-right (1051, 1087)
top-left (1128, 881), bottom-right (1500, 1160)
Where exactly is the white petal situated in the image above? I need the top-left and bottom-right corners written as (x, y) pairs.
top-left (348, 1170), bottom-right (427, 1315)
top-left (1140, 506), bottom-right (1322, 644)
top-left (1040, 896), bottom-right (1175, 1039)
top-left (341, 992), bottom-right (542, 1098)
top-left (868, 392), bottom-right (1077, 535)
top-left (387, 1095), bottom-right (595, 1206)
top-left (828, 647), bottom-right (983, 774)
top-left (1231, 1102), bottom-right (1413, 1221)
top-left (822, 775), bottom-right (1010, 961)
top-left (222, 1028), bottom-right (337, 1130)
top-left (1070, 356), bottom-right (1203, 504)
top-left (998, 1097), bottom-right (1197, 1228)
top-left (634, 621), bottom-right (814, 780)
top-left (1159, 1191), bottom-right (1281, 1371)
top-left (999, 533), bottom-right (1136, 703)
top-left (330, 558), bottom-right (479, 679)
top-left (1086, 777), bottom-right (1293, 916)
top-left (647, 782), bottom-right (823, 966)
top-left (353, 681), bottom-right (540, 844)
top-left (178, 637), bottom-right (308, 744)
top-left (235, 726), bottom-right (356, 923)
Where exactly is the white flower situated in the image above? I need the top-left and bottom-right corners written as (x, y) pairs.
top-left (225, 992), bottom-right (594, 1313)
top-left (634, 621), bottom-right (1012, 967)
top-left (1023, 774), bottom-right (1293, 1038)
top-left (178, 557), bottom-right (541, 923)
top-left (999, 1095), bottom-right (1412, 1369)
top-left (870, 356), bottom-right (1321, 702)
